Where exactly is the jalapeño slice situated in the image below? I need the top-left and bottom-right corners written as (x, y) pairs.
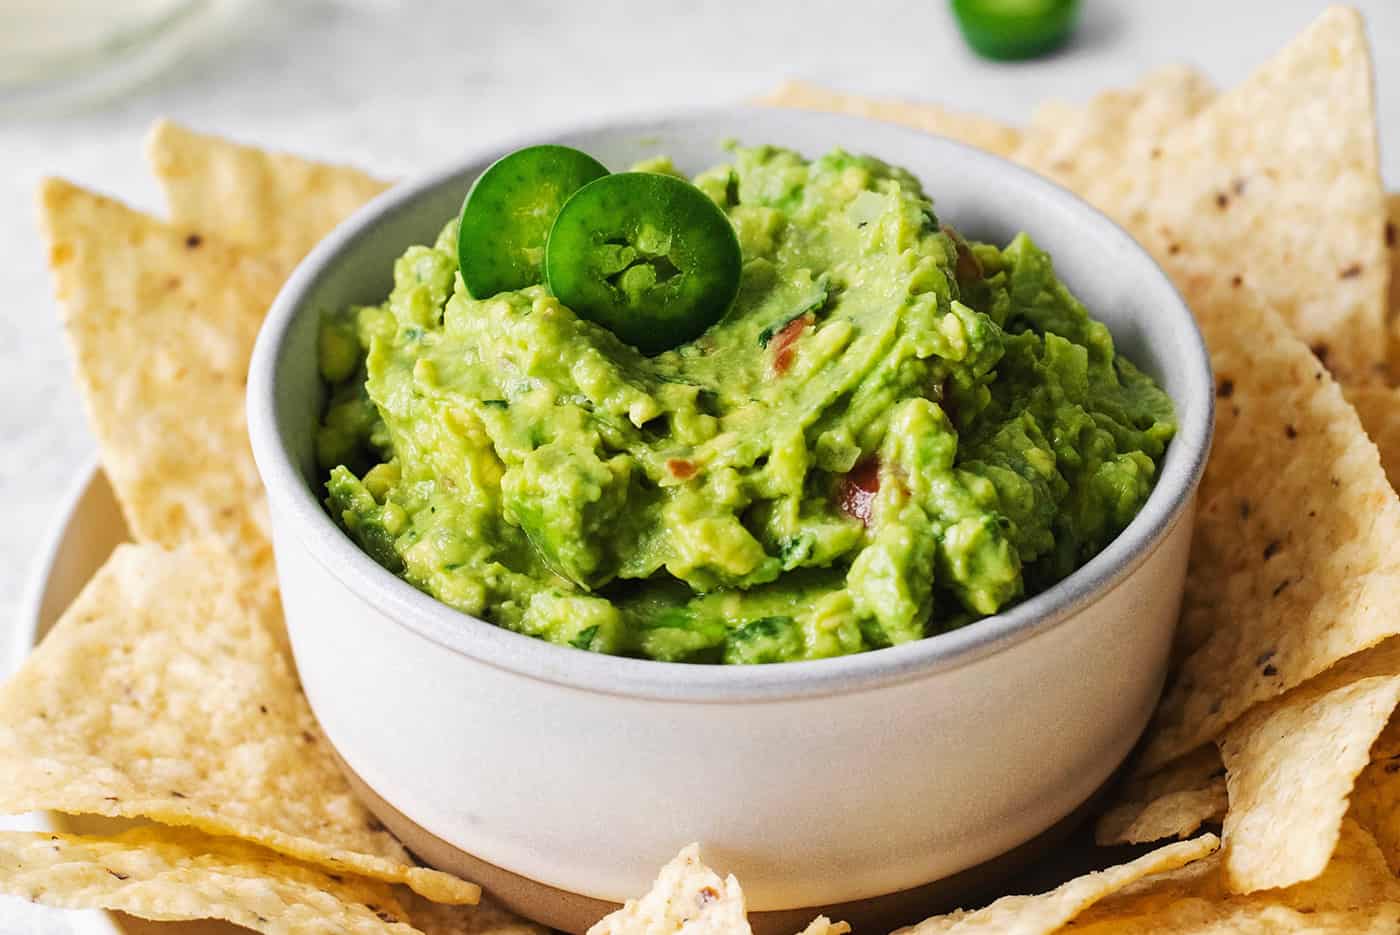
top-left (457, 144), bottom-right (609, 299)
top-left (544, 172), bottom-right (742, 354)
top-left (951, 0), bottom-right (1080, 61)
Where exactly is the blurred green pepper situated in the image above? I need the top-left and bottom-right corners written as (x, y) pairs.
top-left (951, 0), bottom-right (1081, 61)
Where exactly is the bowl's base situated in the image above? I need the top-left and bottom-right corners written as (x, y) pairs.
top-left (335, 752), bottom-right (1115, 934)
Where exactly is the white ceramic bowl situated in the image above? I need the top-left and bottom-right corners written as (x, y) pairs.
top-left (247, 108), bottom-right (1213, 931)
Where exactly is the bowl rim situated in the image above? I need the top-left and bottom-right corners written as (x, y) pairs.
top-left (247, 104), bottom-right (1214, 704)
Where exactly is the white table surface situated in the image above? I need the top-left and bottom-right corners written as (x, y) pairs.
top-left (1, 0), bottom-right (1397, 930)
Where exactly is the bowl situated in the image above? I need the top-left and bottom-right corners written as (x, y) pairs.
top-left (246, 107), bottom-right (1213, 933)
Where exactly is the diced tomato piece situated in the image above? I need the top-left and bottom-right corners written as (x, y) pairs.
top-left (838, 457), bottom-right (880, 526)
top-left (942, 224), bottom-right (982, 286)
top-left (954, 241), bottom-right (982, 285)
top-left (666, 458), bottom-right (696, 480)
top-left (770, 315), bottom-right (810, 375)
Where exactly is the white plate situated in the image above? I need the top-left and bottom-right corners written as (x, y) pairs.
top-left (11, 463), bottom-right (241, 935)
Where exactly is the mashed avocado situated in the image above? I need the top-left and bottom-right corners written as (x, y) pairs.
top-left (317, 145), bottom-right (1175, 663)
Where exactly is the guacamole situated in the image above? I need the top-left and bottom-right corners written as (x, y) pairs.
top-left (317, 145), bottom-right (1175, 663)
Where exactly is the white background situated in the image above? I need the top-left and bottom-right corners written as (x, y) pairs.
top-left (1, 0), bottom-right (1397, 930)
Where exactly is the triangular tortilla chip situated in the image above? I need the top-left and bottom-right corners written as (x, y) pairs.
top-left (0, 541), bottom-right (477, 905)
top-left (1096, 745), bottom-right (1226, 847)
top-left (1218, 653), bottom-right (1400, 893)
top-left (755, 80), bottom-right (1021, 157)
top-left (146, 120), bottom-right (391, 272)
top-left (38, 178), bottom-right (278, 567)
top-left (1105, 10), bottom-right (1400, 770)
top-left (1068, 818), bottom-right (1400, 933)
top-left (0, 826), bottom-right (414, 934)
top-left (1089, 7), bottom-right (1389, 383)
top-left (1012, 65), bottom-right (1215, 206)
top-left (1139, 281), bottom-right (1400, 771)
top-left (586, 845), bottom-right (750, 935)
top-left (892, 836), bottom-right (1218, 934)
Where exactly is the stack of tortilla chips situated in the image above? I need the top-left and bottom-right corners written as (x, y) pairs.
top-left (6, 4), bottom-right (1400, 933)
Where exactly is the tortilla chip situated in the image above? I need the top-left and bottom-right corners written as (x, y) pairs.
top-left (1117, 10), bottom-right (1400, 771)
top-left (1135, 275), bottom-right (1400, 771)
top-left (1096, 745), bottom-right (1227, 846)
top-left (755, 80), bottom-right (1021, 158)
top-left (38, 178), bottom-right (279, 567)
top-left (1068, 818), bottom-right (1400, 933)
top-left (1096, 8), bottom-right (1388, 384)
top-left (0, 826), bottom-right (415, 934)
top-left (403, 892), bottom-right (546, 935)
top-left (1012, 65), bottom-right (1215, 206)
top-left (891, 835), bottom-right (1218, 934)
top-left (1349, 385), bottom-right (1400, 488)
top-left (1219, 667), bottom-right (1400, 893)
top-left (0, 541), bottom-right (477, 905)
top-left (586, 844), bottom-right (750, 935)
top-left (146, 120), bottom-right (391, 272)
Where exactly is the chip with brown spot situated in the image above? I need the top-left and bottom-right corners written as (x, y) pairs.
top-left (1110, 10), bottom-right (1400, 771)
top-left (1054, 8), bottom-right (1388, 383)
top-left (1011, 64), bottom-right (1217, 217)
top-left (0, 542), bottom-right (478, 905)
top-left (146, 120), bottom-right (391, 273)
top-left (37, 178), bottom-right (279, 575)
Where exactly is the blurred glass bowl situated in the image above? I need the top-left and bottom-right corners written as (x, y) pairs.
top-left (0, 0), bottom-right (245, 114)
